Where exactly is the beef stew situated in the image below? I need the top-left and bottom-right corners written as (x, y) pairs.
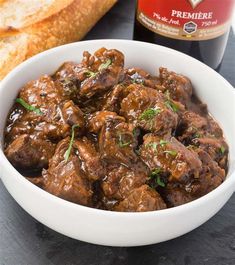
top-left (4, 48), bottom-right (228, 212)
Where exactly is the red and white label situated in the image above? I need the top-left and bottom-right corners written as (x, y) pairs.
top-left (137, 0), bottom-right (234, 40)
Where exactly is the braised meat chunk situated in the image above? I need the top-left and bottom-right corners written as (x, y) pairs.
top-left (73, 137), bottom-right (104, 181)
top-left (19, 75), bottom-right (66, 105)
top-left (124, 68), bottom-right (161, 88)
top-left (159, 67), bottom-right (193, 107)
top-left (121, 85), bottom-right (178, 135)
top-left (114, 185), bottom-right (166, 212)
top-left (4, 47), bottom-right (228, 212)
top-left (140, 134), bottom-right (202, 184)
top-left (42, 138), bottom-right (93, 206)
top-left (102, 163), bottom-right (149, 201)
top-left (99, 119), bottom-right (138, 166)
top-left (79, 48), bottom-right (124, 98)
top-left (5, 134), bottom-right (55, 170)
top-left (87, 111), bottom-right (125, 133)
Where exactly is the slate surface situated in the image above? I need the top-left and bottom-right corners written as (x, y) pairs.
top-left (0, 1), bottom-right (234, 264)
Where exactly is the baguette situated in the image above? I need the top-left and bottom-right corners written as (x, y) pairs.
top-left (0, 0), bottom-right (117, 80)
top-left (0, 0), bottom-right (74, 36)
top-left (0, 34), bottom-right (28, 80)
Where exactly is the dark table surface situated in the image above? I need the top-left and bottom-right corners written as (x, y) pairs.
top-left (0, 1), bottom-right (235, 264)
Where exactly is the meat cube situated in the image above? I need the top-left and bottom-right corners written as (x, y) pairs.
top-left (177, 111), bottom-right (208, 143)
top-left (102, 164), bottom-right (149, 200)
top-left (124, 68), bottom-right (161, 88)
top-left (102, 84), bottom-right (127, 113)
top-left (73, 137), bottom-right (104, 181)
top-left (54, 61), bottom-right (85, 80)
top-left (79, 48), bottom-right (124, 98)
top-left (120, 85), bottom-right (178, 135)
top-left (180, 149), bottom-right (226, 199)
top-left (5, 134), bottom-right (55, 170)
top-left (162, 149), bottom-right (226, 207)
top-left (8, 99), bottom-right (85, 145)
top-left (114, 185), bottom-right (166, 212)
top-left (54, 48), bottom-right (124, 99)
top-left (159, 67), bottom-right (193, 107)
top-left (87, 111), bottom-right (125, 133)
top-left (19, 75), bottom-right (66, 106)
top-left (42, 138), bottom-right (93, 206)
top-left (140, 134), bottom-right (202, 183)
top-left (162, 185), bottom-right (194, 207)
top-left (99, 119), bottom-right (138, 166)
top-left (192, 137), bottom-right (228, 169)
top-left (41, 100), bottom-right (85, 140)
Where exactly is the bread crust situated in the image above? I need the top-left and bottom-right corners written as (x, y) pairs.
top-left (0, 0), bottom-right (74, 36)
top-left (24, 0), bottom-right (117, 57)
top-left (0, 34), bottom-right (28, 80)
top-left (0, 0), bottom-right (117, 80)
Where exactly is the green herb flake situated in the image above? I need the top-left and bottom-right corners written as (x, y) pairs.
top-left (145, 142), bottom-right (158, 151)
top-left (193, 132), bottom-right (201, 139)
top-left (139, 108), bottom-right (161, 121)
top-left (16, 98), bottom-right (43, 115)
top-left (118, 133), bottom-right (132, 148)
top-left (220, 146), bottom-right (225, 154)
top-left (64, 124), bottom-right (80, 162)
top-left (84, 70), bottom-right (97, 78)
top-left (150, 168), bottom-right (161, 177)
top-left (159, 140), bottom-right (169, 147)
top-left (164, 150), bottom-right (178, 157)
top-left (84, 59), bottom-right (112, 78)
top-left (156, 176), bottom-right (165, 187)
top-left (98, 58), bottom-right (112, 71)
top-left (165, 100), bottom-right (179, 113)
top-left (148, 168), bottom-right (165, 188)
top-left (164, 90), bottom-right (179, 113)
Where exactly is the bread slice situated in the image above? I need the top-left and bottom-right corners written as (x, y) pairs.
top-left (24, 0), bottom-right (117, 57)
top-left (0, 34), bottom-right (28, 80)
top-left (0, 0), bottom-right (74, 36)
top-left (0, 0), bottom-right (117, 80)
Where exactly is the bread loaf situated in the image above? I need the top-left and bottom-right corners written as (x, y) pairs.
top-left (0, 0), bottom-right (117, 80)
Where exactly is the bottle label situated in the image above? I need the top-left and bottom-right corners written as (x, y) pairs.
top-left (137, 0), bottom-right (234, 41)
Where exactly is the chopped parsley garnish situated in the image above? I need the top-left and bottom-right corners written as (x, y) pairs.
top-left (148, 168), bottom-right (165, 188)
top-left (165, 100), bottom-right (179, 113)
top-left (150, 167), bottom-right (161, 176)
top-left (145, 139), bottom-right (169, 152)
top-left (193, 132), bottom-right (201, 139)
top-left (118, 133), bottom-right (132, 148)
top-left (159, 140), bottom-right (169, 147)
top-left (145, 142), bottom-right (158, 151)
top-left (139, 107), bottom-right (161, 121)
top-left (164, 150), bottom-right (178, 157)
top-left (64, 124), bottom-right (80, 162)
top-left (220, 146), bottom-right (225, 154)
top-left (84, 70), bottom-right (97, 78)
top-left (16, 98), bottom-right (42, 115)
top-left (84, 59), bottom-right (112, 78)
top-left (156, 176), bottom-right (165, 187)
top-left (98, 58), bottom-right (112, 71)
top-left (164, 90), bottom-right (179, 113)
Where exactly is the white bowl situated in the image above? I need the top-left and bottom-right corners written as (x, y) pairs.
top-left (0, 40), bottom-right (234, 247)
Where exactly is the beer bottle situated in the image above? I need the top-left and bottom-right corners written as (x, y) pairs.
top-left (133, 0), bottom-right (234, 70)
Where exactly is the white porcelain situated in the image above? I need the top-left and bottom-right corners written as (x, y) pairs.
top-left (0, 40), bottom-right (234, 247)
